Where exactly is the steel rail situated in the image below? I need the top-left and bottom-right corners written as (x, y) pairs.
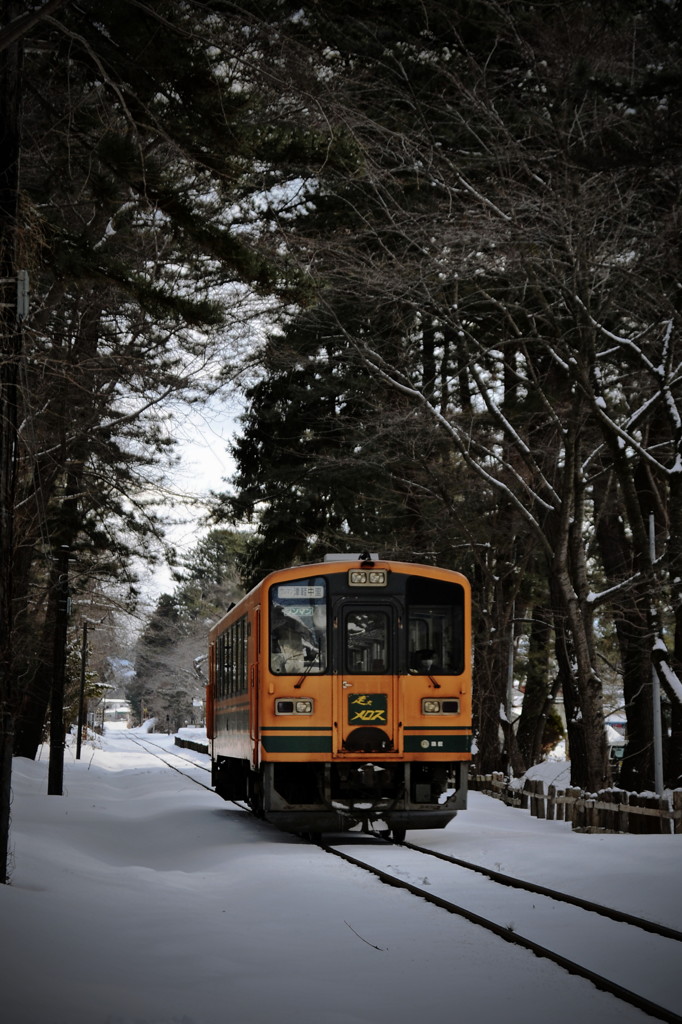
top-left (398, 838), bottom-right (682, 943)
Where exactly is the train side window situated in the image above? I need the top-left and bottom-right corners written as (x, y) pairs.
top-left (216, 615), bottom-right (248, 695)
top-left (216, 635), bottom-right (225, 697)
top-left (240, 617), bottom-right (248, 693)
top-left (228, 626), bottom-right (235, 695)
top-left (270, 577), bottom-right (328, 675)
top-left (221, 628), bottom-right (229, 696)
top-left (406, 577), bottom-right (464, 675)
top-left (345, 611), bottom-right (390, 673)
top-left (234, 618), bottom-right (242, 695)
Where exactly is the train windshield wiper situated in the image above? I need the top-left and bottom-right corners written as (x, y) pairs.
top-left (294, 646), bottom-right (321, 689)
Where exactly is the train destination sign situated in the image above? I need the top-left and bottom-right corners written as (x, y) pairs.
top-left (276, 585), bottom-right (325, 599)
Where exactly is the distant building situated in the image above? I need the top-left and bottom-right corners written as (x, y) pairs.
top-left (102, 698), bottom-right (132, 722)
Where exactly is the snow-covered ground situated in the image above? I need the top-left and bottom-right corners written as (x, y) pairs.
top-left (2, 724), bottom-right (680, 1024)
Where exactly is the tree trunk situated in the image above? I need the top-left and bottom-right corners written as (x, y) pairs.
top-left (13, 571), bottom-right (58, 758)
top-left (0, 0), bottom-right (24, 883)
top-left (593, 475), bottom-right (656, 788)
top-left (14, 459), bottom-right (82, 760)
top-left (472, 556), bottom-right (521, 776)
top-left (544, 423), bottom-right (607, 792)
top-left (516, 605), bottom-right (553, 769)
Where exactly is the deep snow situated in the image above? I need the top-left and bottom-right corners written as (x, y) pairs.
top-left (2, 725), bottom-right (680, 1024)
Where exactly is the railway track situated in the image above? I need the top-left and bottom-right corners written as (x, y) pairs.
top-left (123, 731), bottom-right (214, 791)
top-left (123, 731), bottom-right (681, 1024)
top-left (320, 836), bottom-right (682, 1024)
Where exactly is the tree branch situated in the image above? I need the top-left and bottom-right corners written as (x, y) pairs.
top-left (0, 0), bottom-right (72, 52)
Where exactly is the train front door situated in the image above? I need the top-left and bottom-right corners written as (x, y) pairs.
top-left (333, 601), bottom-right (400, 756)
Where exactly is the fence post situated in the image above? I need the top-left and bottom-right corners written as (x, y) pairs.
top-left (673, 791), bottom-right (682, 835)
top-left (612, 790), bottom-right (623, 832)
top-left (647, 795), bottom-right (660, 834)
top-left (616, 790), bottom-right (628, 834)
top-left (547, 784), bottom-right (556, 820)
top-left (656, 795), bottom-right (672, 835)
top-left (604, 790), bottom-right (619, 832)
top-left (570, 788), bottom-right (584, 830)
top-left (533, 779), bottom-right (546, 819)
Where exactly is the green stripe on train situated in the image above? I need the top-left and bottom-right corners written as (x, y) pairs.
top-left (261, 736), bottom-right (333, 753)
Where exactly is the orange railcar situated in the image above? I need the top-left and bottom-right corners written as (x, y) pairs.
top-left (207, 554), bottom-right (472, 838)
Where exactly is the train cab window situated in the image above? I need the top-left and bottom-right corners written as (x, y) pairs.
top-left (345, 611), bottom-right (390, 674)
top-left (406, 576), bottom-right (464, 675)
top-left (270, 577), bottom-right (328, 675)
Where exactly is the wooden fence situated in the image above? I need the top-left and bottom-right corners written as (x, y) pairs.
top-left (469, 771), bottom-right (682, 835)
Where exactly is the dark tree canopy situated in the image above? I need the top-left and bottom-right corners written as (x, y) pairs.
top-left (217, 0), bottom-right (682, 791)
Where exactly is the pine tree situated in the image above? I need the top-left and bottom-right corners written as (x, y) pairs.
top-left (130, 529), bottom-right (247, 730)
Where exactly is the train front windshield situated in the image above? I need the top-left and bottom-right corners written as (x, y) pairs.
top-left (346, 611), bottom-right (390, 673)
top-left (269, 571), bottom-right (465, 677)
top-left (270, 577), bottom-right (328, 674)
top-left (406, 576), bottom-right (464, 675)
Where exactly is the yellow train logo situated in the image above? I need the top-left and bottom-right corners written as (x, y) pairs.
top-left (348, 694), bottom-right (388, 724)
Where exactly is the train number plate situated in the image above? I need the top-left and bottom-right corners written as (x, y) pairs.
top-left (348, 693), bottom-right (388, 724)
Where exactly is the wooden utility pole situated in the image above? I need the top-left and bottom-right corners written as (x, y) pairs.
top-left (76, 620), bottom-right (89, 760)
top-left (47, 546), bottom-right (70, 795)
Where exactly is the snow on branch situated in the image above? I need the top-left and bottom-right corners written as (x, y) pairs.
top-left (467, 360), bottom-right (561, 508)
top-left (587, 359), bottom-right (677, 479)
top-left (586, 573), bottom-right (642, 608)
top-left (585, 308), bottom-right (682, 437)
top-left (576, 297), bottom-right (660, 377)
top-left (652, 638), bottom-right (682, 707)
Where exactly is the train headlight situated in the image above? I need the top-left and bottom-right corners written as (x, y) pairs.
top-left (348, 568), bottom-right (388, 587)
top-left (276, 698), bottom-right (314, 715)
top-left (422, 698), bottom-right (460, 714)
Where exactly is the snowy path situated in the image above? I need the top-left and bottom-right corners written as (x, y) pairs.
top-left (1, 726), bottom-right (680, 1024)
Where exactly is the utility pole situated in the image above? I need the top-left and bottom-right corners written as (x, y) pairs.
top-left (75, 620), bottom-right (88, 760)
top-left (48, 546), bottom-right (70, 795)
top-left (649, 514), bottom-right (664, 797)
